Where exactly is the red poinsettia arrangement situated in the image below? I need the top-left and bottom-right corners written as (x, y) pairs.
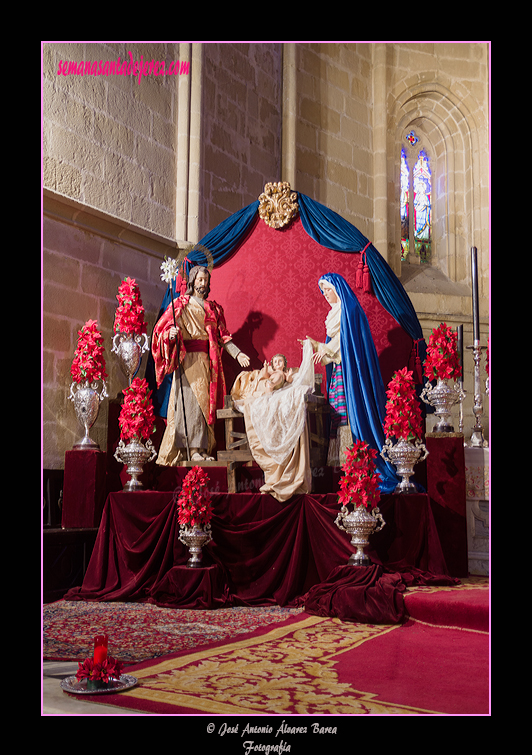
top-left (76, 656), bottom-right (124, 685)
top-left (383, 367), bottom-right (424, 442)
top-left (424, 322), bottom-right (462, 382)
top-left (113, 277), bottom-right (147, 335)
top-left (70, 319), bottom-right (108, 384)
top-left (177, 466), bottom-right (213, 528)
top-left (118, 377), bottom-right (156, 442)
top-left (338, 440), bottom-right (382, 510)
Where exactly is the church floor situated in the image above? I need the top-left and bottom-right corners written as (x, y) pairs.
top-left (42, 661), bottom-right (150, 715)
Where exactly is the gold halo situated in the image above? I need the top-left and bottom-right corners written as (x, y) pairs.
top-left (180, 243), bottom-right (214, 274)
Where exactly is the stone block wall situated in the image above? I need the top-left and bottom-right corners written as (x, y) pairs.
top-left (42, 42), bottom-right (181, 241)
top-left (293, 43), bottom-right (374, 239)
top-left (42, 192), bottom-right (178, 469)
top-left (200, 43), bottom-right (283, 236)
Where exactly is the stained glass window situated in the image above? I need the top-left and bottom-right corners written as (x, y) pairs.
top-left (400, 142), bottom-right (432, 264)
top-left (413, 150), bottom-right (431, 262)
top-left (400, 149), bottom-right (409, 259)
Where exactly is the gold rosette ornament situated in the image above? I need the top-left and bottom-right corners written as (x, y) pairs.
top-left (258, 181), bottom-right (298, 229)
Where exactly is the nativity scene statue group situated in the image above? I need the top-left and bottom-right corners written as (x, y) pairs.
top-left (62, 184), bottom-right (483, 610)
top-left (150, 259), bottom-right (400, 502)
top-left (145, 181), bottom-right (437, 503)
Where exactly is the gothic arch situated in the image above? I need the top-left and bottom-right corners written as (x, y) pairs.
top-left (389, 81), bottom-right (481, 286)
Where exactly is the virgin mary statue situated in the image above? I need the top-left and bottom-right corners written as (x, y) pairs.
top-left (308, 273), bottom-right (399, 493)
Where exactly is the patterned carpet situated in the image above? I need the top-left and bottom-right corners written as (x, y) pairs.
top-left (66, 611), bottom-right (489, 715)
top-left (49, 578), bottom-right (489, 715)
top-left (42, 600), bottom-right (305, 663)
top-left (43, 577), bottom-right (488, 664)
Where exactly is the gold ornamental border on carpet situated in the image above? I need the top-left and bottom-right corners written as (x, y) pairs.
top-left (404, 574), bottom-right (489, 595)
top-left (118, 615), bottom-right (437, 716)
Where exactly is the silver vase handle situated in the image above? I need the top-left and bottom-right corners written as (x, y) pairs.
top-left (68, 382), bottom-right (77, 402)
top-left (420, 382), bottom-right (431, 405)
top-left (145, 438), bottom-right (157, 463)
top-left (380, 437), bottom-right (393, 463)
top-left (97, 380), bottom-right (108, 401)
top-left (415, 438), bottom-right (429, 462)
top-left (334, 507), bottom-right (348, 532)
top-left (111, 332), bottom-right (121, 355)
top-left (140, 332), bottom-right (149, 354)
top-left (372, 506), bottom-right (385, 533)
top-left (114, 438), bottom-right (124, 463)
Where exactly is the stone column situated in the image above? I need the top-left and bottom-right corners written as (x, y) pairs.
top-left (281, 43), bottom-right (297, 188)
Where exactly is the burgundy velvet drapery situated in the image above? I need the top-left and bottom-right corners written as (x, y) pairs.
top-left (62, 450), bottom-right (107, 529)
top-left (65, 491), bottom-right (450, 611)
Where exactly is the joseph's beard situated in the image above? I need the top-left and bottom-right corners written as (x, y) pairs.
top-left (194, 286), bottom-right (207, 298)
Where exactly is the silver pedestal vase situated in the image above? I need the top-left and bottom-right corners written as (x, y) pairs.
top-left (114, 437), bottom-right (156, 491)
top-left (178, 524), bottom-right (213, 568)
top-left (112, 332), bottom-right (149, 385)
top-left (69, 380), bottom-right (108, 450)
top-left (335, 505), bottom-right (385, 566)
top-left (380, 437), bottom-right (428, 494)
top-left (421, 378), bottom-right (465, 433)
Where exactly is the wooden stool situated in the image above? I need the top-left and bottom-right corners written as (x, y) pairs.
top-left (216, 396), bottom-right (253, 493)
top-left (305, 392), bottom-right (329, 468)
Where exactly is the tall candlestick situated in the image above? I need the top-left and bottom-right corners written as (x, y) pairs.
top-left (457, 325), bottom-right (463, 378)
top-left (471, 247), bottom-right (480, 343)
top-left (466, 343), bottom-right (487, 447)
top-left (457, 325), bottom-right (464, 433)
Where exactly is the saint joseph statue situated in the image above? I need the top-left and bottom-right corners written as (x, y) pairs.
top-left (151, 266), bottom-right (250, 463)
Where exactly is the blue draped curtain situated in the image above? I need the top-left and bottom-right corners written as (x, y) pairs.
top-left (186, 201), bottom-right (260, 271)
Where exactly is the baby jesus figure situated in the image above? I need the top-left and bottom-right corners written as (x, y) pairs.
top-left (229, 340), bottom-right (315, 503)
top-left (231, 352), bottom-right (296, 402)
top-left (261, 353), bottom-right (295, 388)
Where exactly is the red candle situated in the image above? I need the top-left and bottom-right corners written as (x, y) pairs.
top-left (93, 634), bottom-right (108, 665)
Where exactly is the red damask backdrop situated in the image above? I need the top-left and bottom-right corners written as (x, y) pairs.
top-left (209, 214), bottom-right (414, 393)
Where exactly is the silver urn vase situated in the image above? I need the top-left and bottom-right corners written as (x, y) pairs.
top-left (335, 505), bottom-right (385, 566)
top-left (381, 437), bottom-right (428, 494)
top-left (178, 524), bottom-right (213, 568)
top-left (114, 437), bottom-right (157, 491)
top-left (420, 378), bottom-right (465, 433)
top-left (112, 332), bottom-right (149, 385)
top-left (69, 380), bottom-right (108, 450)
